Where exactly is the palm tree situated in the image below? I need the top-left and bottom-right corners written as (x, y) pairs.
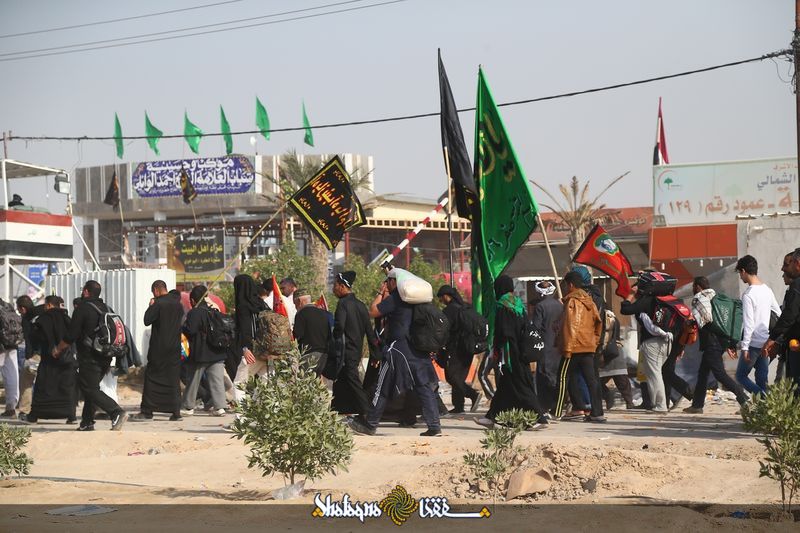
top-left (530, 173), bottom-right (629, 265)
top-left (277, 150), bottom-right (373, 291)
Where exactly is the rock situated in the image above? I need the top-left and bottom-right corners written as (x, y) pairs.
top-left (505, 468), bottom-right (554, 500)
top-left (147, 447), bottom-right (162, 455)
top-left (477, 480), bottom-right (489, 493)
top-left (582, 479), bottom-right (598, 492)
top-left (568, 458), bottom-right (578, 467)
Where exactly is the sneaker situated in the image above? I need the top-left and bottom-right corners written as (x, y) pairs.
top-left (129, 412), bottom-right (153, 422)
top-left (474, 417), bottom-right (494, 428)
top-left (18, 413), bottom-right (36, 424)
top-left (525, 422), bottom-right (545, 431)
top-left (585, 415), bottom-right (607, 423)
top-left (0, 409), bottom-right (16, 418)
top-left (348, 417), bottom-right (376, 436)
top-left (563, 410), bottom-right (587, 420)
top-left (420, 428), bottom-right (442, 437)
top-left (77, 423), bottom-right (95, 432)
top-left (470, 393), bottom-right (483, 413)
top-left (682, 406), bottom-right (703, 414)
top-left (66, 417), bottom-right (77, 424)
top-left (180, 409), bottom-right (195, 417)
top-left (111, 411), bottom-right (128, 431)
top-left (669, 398), bottom-right (686, 411)
top-left (169, 414), bottom-right (183, 422)
top-left (211, 408), bottom-right (227, 417)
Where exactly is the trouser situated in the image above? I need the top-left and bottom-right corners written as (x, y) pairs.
top-left (569, 354), bottom-right (603, 417)
top-left (182, 361), bottom-right (226, 411)
top-left (301, 351), bottom-right (327, 376)
top-left (786, 351), bottom-right (800, 393)
top-left (0, 348), bottom-right (19, 410)
top-left (736, 345), bottom-right (769, 396)
top-left (641, 338), bottom-right (669, 411)
top-left (17, 355), bottom-right (39, 413)
top-left (233, 358), bottom-right (270, 403)
top-left (601, 374), bottom-right (634, 408)
top-left (662, 349), bottom-right (693, 403)
top-left (692, 346), bottom-right (748, 408)
top-left (445, 354), bottom-right (478, 411)
top-left (536, 372), bottom-right (558, 413)
top-left (476, 352), bottom-right (495, 399)
top-left (332, 352), bottom-right (371, 416)
top-left (78, 356), bottom-right (122, 425)
top-left (367, 380), bottom-right (440, 431)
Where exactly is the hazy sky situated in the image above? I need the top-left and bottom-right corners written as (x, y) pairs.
top-left (0, 0), bottom-right (794, 214)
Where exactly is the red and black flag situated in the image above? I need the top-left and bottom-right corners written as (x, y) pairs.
top-left (572, 223), bottom-right (634, 298)
top-left (439, 49), bottom-right (477, 220)
top-left (288, 155), bottom-right (365, 251)
top-left (103, 172), bottom-right (120, 210)
top-left (653, 97), bottom-right (670, 166)
top-left (179, 169), bottom-right (198, 204)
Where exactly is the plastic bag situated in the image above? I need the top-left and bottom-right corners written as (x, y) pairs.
top-left (99, 363), bottom-right (119, 403)
top-left (391, 268), bottom-right (433, 304)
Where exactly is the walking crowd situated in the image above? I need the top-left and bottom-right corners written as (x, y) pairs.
top-left (2, 249), bottom-right (800, 437)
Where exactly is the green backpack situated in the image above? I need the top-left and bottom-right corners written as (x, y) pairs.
top-left (706, 293), bottom-right (743, 345)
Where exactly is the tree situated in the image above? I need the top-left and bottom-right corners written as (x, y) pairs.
top-left (0, 424), bottom-right (33, 478)
top-left (278, 150), bottom-right (373, 293)
top-left (530, 173), bottom-right (629, 267)
top-left (242, 239), bottom-right (320, 297)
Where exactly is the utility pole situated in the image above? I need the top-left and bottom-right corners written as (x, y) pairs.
top-left (2, 131), bottom-right (8, 159)
top-left (795, 0), bottom-right (800, 204)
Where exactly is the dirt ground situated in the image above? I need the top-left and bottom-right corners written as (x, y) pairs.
top-left (0, 380), bottom-right (797, 532)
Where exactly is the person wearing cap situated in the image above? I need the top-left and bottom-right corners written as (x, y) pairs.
top-left (329, 271), bottom-right (379, 417)
top-left (437, 285), bottom-right (481, 414)
top-left (529, 280), bottom-right (564, 414)
top-left (349, 269), bottom-right (442, 437)
top-left (293, 288), bottom-right (331, 376)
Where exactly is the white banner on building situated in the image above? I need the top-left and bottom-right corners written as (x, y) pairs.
top-left (653, 157), bottom-right (798, 226)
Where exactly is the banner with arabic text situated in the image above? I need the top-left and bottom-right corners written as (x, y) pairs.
top-left (167, 230), bottom-right (225, 282)
top-left (132, 155), bottom-right (254, 198)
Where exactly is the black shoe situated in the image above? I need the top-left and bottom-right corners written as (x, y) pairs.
top-left (77, 423), bottom-right (95, 431)
top-left (448, 408), bottom-right (465, 414)
top-left (129, 412), bottom-right (153, 422)
top-left (18, 413), bottom-right (36, 424)
top-left (111, 411), bottom-right (128, 431)
top-left (169, 414), bottom-right (183, 422)
top-left (348, 417), bottom-right (376, 436)
top-left (66, 417), bottom-right (77, 424)
top-left (398, 419), bottom-right (417, 428)
top-left (1, 409), bottom-right (16, 418)
top-left (420, 428), bottom-right (442, 437)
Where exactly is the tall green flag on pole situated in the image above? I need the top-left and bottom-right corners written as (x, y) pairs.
top-left (220, 105), bottom-right (233, 155)
top-left (144, 112), bottom-right (163, 156)
top-left (471, 67), bottom-right (539, 333)
top-left (302, 100), bottom-right (314, 147)
top-left (255, 96), bottom-right (270, 140)
top-left (183, 111), bottom-right (203, 155)
top-left (114, 113), bottom-right (124, 159)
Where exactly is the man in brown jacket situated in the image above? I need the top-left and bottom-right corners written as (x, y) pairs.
top-left (553, 271), bottom-right (606, 422)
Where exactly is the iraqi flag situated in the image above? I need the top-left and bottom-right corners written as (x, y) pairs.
top-left (653, 97), bottom-right (669, 165)
top-left (572, 223), bottom-right (634, 298)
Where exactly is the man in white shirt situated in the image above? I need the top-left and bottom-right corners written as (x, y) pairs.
top-left (735, 255), bottom-right (781, 397)
top-left (279, 277), bottom-right (298, 327)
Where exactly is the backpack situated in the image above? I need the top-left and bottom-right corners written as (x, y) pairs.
top-left (84, 302), bottom-right (129, 360)
top-left (204, 308), bottom-right (236, 351)
top-left (521, 320), bottom-right (544, 364)
top-left (458, 306), bottom-right (489, 354)
top-left (253, 310), bottom-right (293, 360)
top-left (637, 271), bottom-right (677, 297)
top-left (706, 293), bottom-right (743, 345)
top-left (0, 300), bottom-right (23, 349)
top-left (410, 303), bottom-right (449, 354)
top-left (652, 295), bottom-right (698, 346)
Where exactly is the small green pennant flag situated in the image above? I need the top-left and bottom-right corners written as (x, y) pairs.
top-left (183, 111), bottom-right (203, 155)
top-left (255, 96), bottom-right (270, 140)
top-left (302, 100), bottom-right (314, 147)
top-left (220, 105), bottom-right (233, 155)
top-left (144, 112), bottom-right (163, 156)
top-left (114, 113), bottom-right (124, 159)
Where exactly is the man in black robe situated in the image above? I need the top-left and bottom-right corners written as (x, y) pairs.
top-left (529, 280), bottom-right (564, 414)
top-left (437, 285), bottom-right (480, 414)
top-left (329, 271), bottom-right (378, 417)
top-left (131, 281), bottom-right (184, 421)
top-left (20, 295), bottom-right (77, 424)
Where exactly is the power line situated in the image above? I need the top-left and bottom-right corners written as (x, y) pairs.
top-left (10, 49), bottom-right (789, 144)
top-left (0, 0), bottom-right (245, 39)
top-left (0, 0), bottom-right (406, 62)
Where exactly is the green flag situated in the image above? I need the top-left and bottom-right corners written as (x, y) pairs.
top-left (144, 112), bottom-right (163, 156)
top-left (183, 111), bottom-right (203, 155)
top-left (255, 96), bottom-right (270, 140)
top-left (114, 113), bottom-right (124, 159)
top-left (471, 68), bottom-right (539, 332)
top-left (302, 100), bottom-right (314, 147)
top-left (220, 105), bottom-right (233, 155)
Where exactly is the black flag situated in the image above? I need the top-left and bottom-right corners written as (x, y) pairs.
top-left (103, 172), bottom-right (120, 210)
top-left (288, 155), bottom-right (365, 251)
top-left (180, 169), bottom-right (198, 204)
top-left (438, 49), bottom-right (477, 220)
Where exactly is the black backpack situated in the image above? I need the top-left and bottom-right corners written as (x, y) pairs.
top-left (521, 319), bottom-right (545, 364)
top-left (84, 302), bottom-right (129, 360)
top-left (458, 306), bottom-right (489, 354)
top-left (0, 300), bottom-right (23, 349)
top-left (410, 303), bottom-right (449, 355)
top-left (204, 308), bottom-right (236, 350)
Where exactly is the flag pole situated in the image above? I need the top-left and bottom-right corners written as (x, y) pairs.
top-left (536, 212), bottom-right (563, 299)
top-left (443, 146), bottom-right (455, 283)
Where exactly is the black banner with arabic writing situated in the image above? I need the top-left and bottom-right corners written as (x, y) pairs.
top-left (168, 230), bottom-right (225, 281)
top-left (289, 156), bottom-right (365, 250)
